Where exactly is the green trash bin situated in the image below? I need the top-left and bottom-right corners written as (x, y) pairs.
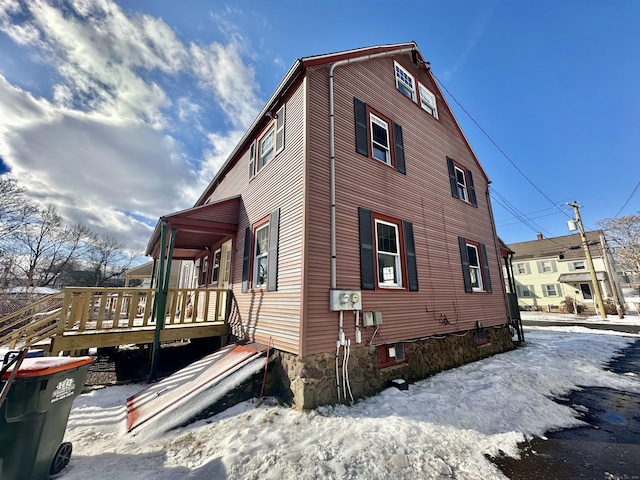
top-left (0, 354), bottom-right (94, 480)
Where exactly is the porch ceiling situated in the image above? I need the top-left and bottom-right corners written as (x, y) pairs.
top-left (146, 196), bottom-right (241, 259)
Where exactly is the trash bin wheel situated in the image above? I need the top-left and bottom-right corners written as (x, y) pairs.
top-left (50, 441), bottom-right (73, 475)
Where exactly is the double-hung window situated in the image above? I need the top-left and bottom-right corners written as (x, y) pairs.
top-left (241, 209), bottom-right (280, 293)
top-left (354, 98), bottom-right (406, 174)
top-left (358, 208), bottom-right (418, 291)
top-left (375, 219), bottom-right (402, 287)
top-left (370, 114), bottom-right (391, 165)
top-left (544, 284), bottom-right (560, 297)
top-left (253, 223), bottom-right (269, 288)
top-left (458, 237), bottom-right (492, 293)
top-left (572, 261), bottom-right (586, 270)
top-left (249, 104), bottom-right (286, 178)
top-left (516, 263), bottom-right (529, 275)
top-left (394, 61), bottom-right (416, 101)
top-left (418, 83), bottom-right (438, 118)
top-left (447, 157), bottom-right (477, 207)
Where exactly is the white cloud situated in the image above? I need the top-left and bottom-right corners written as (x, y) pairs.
top-left (0, 0), bottom-right (263, 247)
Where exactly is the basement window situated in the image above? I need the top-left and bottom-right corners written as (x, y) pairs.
top-left (377, 343), bottom-right (406, 368)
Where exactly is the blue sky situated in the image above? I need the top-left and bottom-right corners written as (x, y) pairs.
top-left (0, 0), bottom-right (638, 248)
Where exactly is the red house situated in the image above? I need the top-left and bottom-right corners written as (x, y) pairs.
top-left (146, 42), bottom-right (514, 408)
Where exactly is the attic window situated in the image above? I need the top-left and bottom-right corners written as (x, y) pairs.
top-left (418, 83), bottom-right (438, 118)
top-left (394, 61), bottom-right (416, 101)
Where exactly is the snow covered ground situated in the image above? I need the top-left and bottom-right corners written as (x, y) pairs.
top-left (53, 322), bottom-right (640, 480)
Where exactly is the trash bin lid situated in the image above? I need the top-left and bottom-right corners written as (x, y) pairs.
top-left (2, 356), bottom-right (94, 380)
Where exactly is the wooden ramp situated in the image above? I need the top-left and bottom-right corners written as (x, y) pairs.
top-left (126, 344), bottom-right (265, 436)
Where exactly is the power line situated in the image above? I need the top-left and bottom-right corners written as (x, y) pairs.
top-left (613, 179), bottom-right (640, 218)
top-left (432, 72), bottom-right (571, 220)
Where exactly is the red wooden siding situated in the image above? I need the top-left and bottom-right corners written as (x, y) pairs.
top-left (303, 53), bottom-right (507, 356)
top-left (205, 79), bottom-right (307, 355)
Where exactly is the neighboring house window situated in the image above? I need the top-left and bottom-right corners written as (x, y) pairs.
top-left (354, 98), bottom-right (406, 174)
top-left (537, 260), bottom-right (556, 273)
top-left (241, 209), bottom-right (280, 292)
top-left (518, 285), bottom-right (535, 298)
top-left (573, 261), bottom-right (586, 270)
top-left (516, 263), bottom-right (529, 275)
top-left (544, 284), bottom-right (560, 297)
top-left (359, 208), bottom-right (418, 291)
top-left (377, 343), bottom-right (406, 368)
top-left (249, 104), bottom-right (286, 178)
top-left (447, 157), bottom-right (477, 207)
top-left (394, 61), bottom-right (416, 101)
top-left (418, 83), bottom-right (438, 118)
top-left (458, 237), bottom-right (492, 293)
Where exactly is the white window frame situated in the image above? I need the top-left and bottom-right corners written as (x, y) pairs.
top-left (211, 248), bottom-right (221, 284)
top-left (521, 285), bottom-right (533, 297)
top-left (573, 261), bottom-right (586, 270)
top-left (375, 219), bottom-right (403, 288)
top-left (466, 243), bottom-right (483, 291)
top-left (418, 83), bottom-right (438, 118)
top-left (454, 165), bottom-right (469, 202)
top-left (540, 260), bottom-right (553, 273)
top-left (275, 104), bottom-right (285, 154)
top-left (258, 127), bottom-right (275, 170)
top-left (394, 61), bottom-right (416, 101)
top-left (370, 113), bottom-right (391, 165)
top-left (253, 223), bottom-right (270, 288)
top-left (516, 263), bottom-right (527, 274)
top-left (545, 284), bottom-right (559, 296)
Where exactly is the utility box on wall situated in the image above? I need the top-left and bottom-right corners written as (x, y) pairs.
top-left (329, 290), bottom-right (362, 311)
top-left (362, 311), bottom-right (382, 326)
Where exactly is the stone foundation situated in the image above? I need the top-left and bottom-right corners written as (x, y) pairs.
top-left (274, 326), bottom-right (514, 409)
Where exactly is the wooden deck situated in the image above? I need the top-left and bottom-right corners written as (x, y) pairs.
top-left (0, 287), bottom-right (233, 356)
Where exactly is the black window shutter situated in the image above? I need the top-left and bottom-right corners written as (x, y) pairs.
top-left (358, 207), bottom-right (375, 290)
top-left (241, 227), bottom-right (251, 293)
top-left (267, 208), bottom-right (280, 292)
top-left (480, 243), bottom-right (492, 293)
top-left (467, 169), bottom-right (477, 207)
top-left (403, 220), bottom-right (418, 291)
top-left (393, 122), bottom-right (406, 175)
top-left (458, 236), bottom-right (472, 293)
top-left (447, 157), bottom-right (458, 199)
top-left (354, 98), bottom-right (369, 157)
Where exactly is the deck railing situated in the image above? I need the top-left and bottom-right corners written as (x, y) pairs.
top-left (0, 286), bottom-right (232, 351)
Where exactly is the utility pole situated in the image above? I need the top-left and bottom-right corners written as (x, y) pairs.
top-left (568, 201), bottom-right (607, 319)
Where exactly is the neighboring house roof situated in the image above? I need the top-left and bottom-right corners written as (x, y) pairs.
top-left (508, 231), bottom-right (604, 262)
top-left (125, 261), bottom-right (154, 279)
top-left (194, 41), bottom-right (489, 208)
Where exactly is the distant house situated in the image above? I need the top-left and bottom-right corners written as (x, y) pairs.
top-left (146, 42), bottom-right (515, 408)
top-left (506, 231), bottom-right (625, 313)
top-left (124, 260), bottom-right (190, 289)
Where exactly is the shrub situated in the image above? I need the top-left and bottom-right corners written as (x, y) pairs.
top-left (560, 296), bottom-right (584, 314)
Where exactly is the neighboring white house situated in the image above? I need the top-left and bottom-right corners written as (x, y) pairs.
top-left (505, 231), bottom-right (625, 312)
top-left (124, 260), bottom-right (193, 289)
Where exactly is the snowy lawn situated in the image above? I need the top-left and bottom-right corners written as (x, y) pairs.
top-left (57, 327), bottom-right (640, 479)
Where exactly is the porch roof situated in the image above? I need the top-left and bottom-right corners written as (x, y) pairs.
top-left (557, 271), bottom-right (607, 283)
top-left (146, 196), bottom-right (241, 260)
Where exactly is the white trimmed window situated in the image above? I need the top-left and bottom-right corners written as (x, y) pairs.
top-left (455, 166), bottom-right (469, 202)
top-left (253, 223), bottom-right (270, 288)
top-left (540, 260), bottom-right (553, 273)
top-left (466, 243), bottom-right (483, 291)
top-left (394, 61), bottom-right (416, 101)
top-left (418, 83), bottom-right (438, 118)
top-left (544, 284), bottom-right (560, 297)
top-left (258, 128), bottom-right (274, 170)
top-left (573, 261), bottom-right (586, 270)
top-left (275, 105), bottom-right (285, 154)
top-left (370, 113), bottom-right (391, 165)
top-left (521, 285), bottom-right (534, 297)
top-left (516, 263), bottom-right (528, 274)
top-left (375, 219), bottom-right (402, 288)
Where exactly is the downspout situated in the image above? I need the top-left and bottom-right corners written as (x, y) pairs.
top-left (328, 46), bottom-right (415, 289)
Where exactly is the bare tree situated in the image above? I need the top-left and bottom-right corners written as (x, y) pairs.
top-left (597, 213), bottom-right (640, 276)
top-left (0, 177), bottom-right (37, 244)
top-left (87, 232), bottom-right (141, 286)
top-left (10, 205), bottom-right (96, 287)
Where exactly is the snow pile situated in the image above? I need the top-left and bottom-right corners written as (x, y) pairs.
top-left (58, 328), bottom-right (640, 479)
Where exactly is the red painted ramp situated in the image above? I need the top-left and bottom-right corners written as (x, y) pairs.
top-left (127, 344), bottom-right (265, 435)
